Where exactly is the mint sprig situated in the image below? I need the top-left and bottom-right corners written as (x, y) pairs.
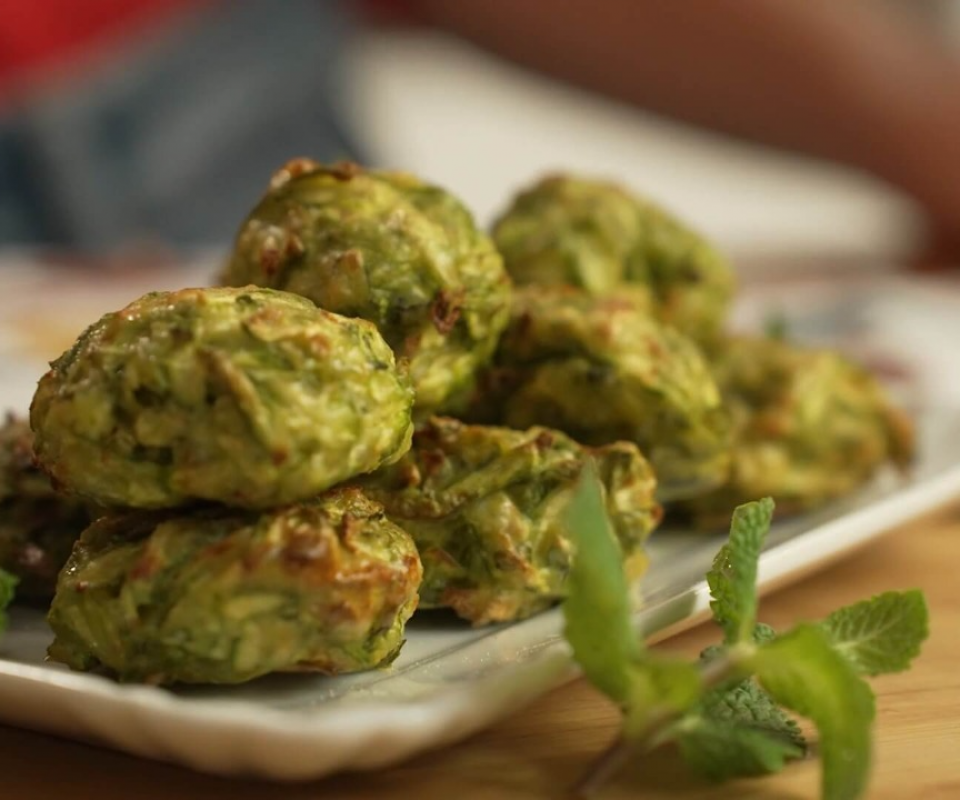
top-left (562, 482), bottom-right (929, 800)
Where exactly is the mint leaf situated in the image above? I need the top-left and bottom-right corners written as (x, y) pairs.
top-left (677, 717), bottom-right (804, 781)
top-left (752, 624), bottom-right (875, 800)
top-left (0, 568), bottom-right (16, 636)
top-left (706, 498), bottom-right (774, 645)
top-left (563, 461), bottom-right (643, 704)
top-left (679, 647), bottom-right (806, 780)
top-left (821, 590), bottom-right (928, 677)
top-left (698, 676), bottom-right (805, 746)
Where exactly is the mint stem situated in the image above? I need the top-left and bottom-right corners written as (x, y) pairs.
top-left (574, 652), bottom-right (745, 796)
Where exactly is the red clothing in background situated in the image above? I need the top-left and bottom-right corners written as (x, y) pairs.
top-left (0, 0), bottom-right (416, 97)
top-left (0, 0), bottom-right (208, 96)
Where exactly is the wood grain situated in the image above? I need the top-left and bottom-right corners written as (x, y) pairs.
top-left (2, 501), bottom-right (959, 800)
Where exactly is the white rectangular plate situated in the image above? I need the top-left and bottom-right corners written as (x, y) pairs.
top-left (1, 264), bottom-right (958, 780)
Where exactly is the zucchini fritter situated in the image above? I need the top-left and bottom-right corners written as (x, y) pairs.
top-left (480, 287), bottom-right (732, 501)
top-left (47, 489), bottom-right (422, 684)
top-left (361, 417), bottom-right (661, 625)
top-left (492, 173), bottom-right (734, 343)
top-left (676, 335), bottom-right (915, 524)
top-left (31, 286), bottom-right (414, 509)
top-left (221, 159), bottom-right (512, 415)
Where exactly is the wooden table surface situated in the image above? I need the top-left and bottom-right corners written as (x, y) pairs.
top-left (1, 501), bottom-right (957, 800)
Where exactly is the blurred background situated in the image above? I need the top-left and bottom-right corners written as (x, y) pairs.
top-left (350, 11), bottom-right (918, 263)
top-left (349, 0), bottom-right (960, 265)
top-left (4, 0), bottom-right (960, 265)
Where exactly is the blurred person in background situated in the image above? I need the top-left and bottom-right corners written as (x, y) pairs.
top-left (3, 0), bottom-right (960, 254)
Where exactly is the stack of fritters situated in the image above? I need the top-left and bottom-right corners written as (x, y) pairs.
top-left (25, 164), bottom-right (663, 685)
top-left (485, 172), bottom-right (913, 522)
top-left (31, 286), bottom-right (422, 684)
top-left (218, 160), bottom-right (662, 630)
top-left (10, 161), bottom-right (911, 686)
